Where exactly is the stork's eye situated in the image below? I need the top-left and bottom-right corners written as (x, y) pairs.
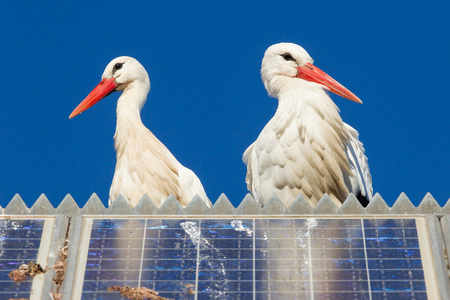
top-left (113, 63), bottom-right (124, 73)
top-left (281, 53), bottom-right (296, 62)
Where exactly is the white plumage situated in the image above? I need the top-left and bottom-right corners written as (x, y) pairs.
top-left (243, 43), bottom-right (372, 208)
top-left (70, 56), bottom-right (211, 208)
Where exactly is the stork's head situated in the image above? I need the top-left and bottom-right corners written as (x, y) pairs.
top-left (69, 56), bottom-right (150, 118)
top-left (102, 56), bottom-right (150, 92)
top-left (261, 43), bottom-right (361, 103)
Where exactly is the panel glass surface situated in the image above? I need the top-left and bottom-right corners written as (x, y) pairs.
top-left (79, 218), bottom-right (428, 299)
top-left (0, 218), bottom-right (46, 299)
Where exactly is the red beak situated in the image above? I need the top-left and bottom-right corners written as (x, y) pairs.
top-left (69, 78), bottom-right (118, 119)
top-left (296, 63), bottom-right (362, 104)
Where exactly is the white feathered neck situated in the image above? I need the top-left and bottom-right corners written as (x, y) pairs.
top-left (110, 82), bottom-right (186, 206)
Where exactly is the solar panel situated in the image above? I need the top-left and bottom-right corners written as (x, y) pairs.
top-left (0, 217), bottom-right (55, 299)
top-left (69, 216), bottom-right (441, 299)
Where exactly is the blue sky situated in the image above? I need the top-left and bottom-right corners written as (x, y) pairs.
top-left (1, 1), bottom-right (449, 209)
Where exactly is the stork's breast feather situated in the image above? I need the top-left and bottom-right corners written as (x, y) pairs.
top-left (245, 107), bottom-right (354, 207)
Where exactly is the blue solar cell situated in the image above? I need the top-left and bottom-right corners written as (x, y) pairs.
top-left (201, 228), bottom-right (251, 239)
top-left (92, 218), bottom-right (146, 229)
top-left (84, 269), bottom-right (142, 281)
top-left (364, 218), bottom-right (417, 228)
top-left (143, 269), bottom-right (197, 281)
top-left (90, 228), bottom-right (145, 239)
top-left (0, 238), bottom-right (42, 249)
top-left (312, 269), bottom-right (368, 281)
top-left (86, 258), bottom-right (142, 269)
top-left (89, 237), bottom-right (143, 249)
top-left (312, 258), bottom-right (367, 269)
top-left (313, 280), bottom-right (370, 292)
top-left (82, 279), bottom-right (141, 291)
top-left (365, 237), bottom-right (420, 248)
top-left (142, 259), bottom-right (197, 270)
top-left (368, 258), bottom-right (424, 270)
top-left (314, 237), bottom-right (365, 248)
top-left (0, 229), bottom-right (43, 239)
top-left (0, 280), bottom-right (33, 292)
top-left (87, 248), bottom-right (142, 260)
top-left (365, 228), bottom-right (419, 238)
top-left (77, 217), bottom-right (433, 299)
top-left (144, 248), bottom-right (198, 259)
top-left (0, 218), bottom-right (48, 299)
top-left (205, 238), bottom-right (254, 249)
top-left (371, 279), bottom-right (427, 292)
top-left (367, 248), bottom-right (422, 259)
top-left (370, 269), bottom-right (425, 281)
top-left (373, 292), bottom-right (427, 300)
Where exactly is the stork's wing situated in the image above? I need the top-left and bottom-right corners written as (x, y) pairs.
top-left (343, 123), bottom-right (373, 204)
top-left (243, 142), bottom-right (262, 207)
top-left (178, 164), bottom-right (212, 208)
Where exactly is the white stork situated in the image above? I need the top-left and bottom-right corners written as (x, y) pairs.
top-left (243, 43), bottom-right (372, 208)
top-left (70, 56), bottom-right (211, 208)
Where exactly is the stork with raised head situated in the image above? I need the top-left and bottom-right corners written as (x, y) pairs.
top-left (243, 43), bottom-right (372, 208)
top-left (70, 56), bottom-right (211, 208)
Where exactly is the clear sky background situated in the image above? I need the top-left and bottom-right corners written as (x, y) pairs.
top-left (1, 1), bottom-right (449, 209)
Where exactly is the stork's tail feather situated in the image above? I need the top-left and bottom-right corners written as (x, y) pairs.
top-left (356, 192), bottom-right (370, 207)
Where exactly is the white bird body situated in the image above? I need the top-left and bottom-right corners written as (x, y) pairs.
top-left (244, 43), bottom-right (372, 208)
top-left (71, 57), bottom-right (211, 208)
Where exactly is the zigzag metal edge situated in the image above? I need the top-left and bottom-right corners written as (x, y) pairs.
top-left (1, 192), bottom-right (449, 215)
